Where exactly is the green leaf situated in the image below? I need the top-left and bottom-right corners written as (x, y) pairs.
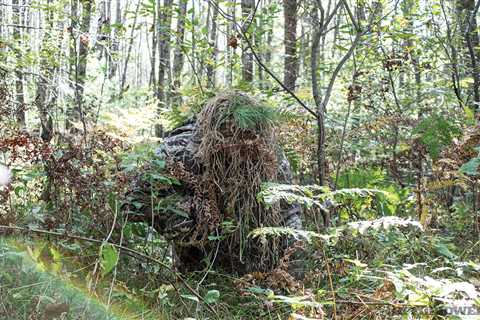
top-left (204, 290), bottom-right (220, 304)
top-left (434, 242), bottom-right (456, 260)
top-left (460, 157), bottom-right (480, 176)
top-left (100, 243), bottom-right (119, 276)
top-left (180, 294), bottom-right (199, 302)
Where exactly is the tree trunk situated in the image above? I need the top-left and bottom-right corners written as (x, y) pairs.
top-left (36, 0), bottom-right (56, 143)
top-left (299, 22), bottom-right (309, 85)
top-left (172, 0), bottom-right (187, 105)
top-left (157, 0), bottom-right (173, 106)
top-left (457, 0), bottom-right (480, 109)
top-left (77, 0), bottom-right (93, 95)
top-left (12, 0), bottom-right (25, 126)
top-left (254, 1), bottom-right (264, 85)
top-left (109, 0), bottom-right (121, 79)
top-left (206, 0), bottom-right (219, 88)
top-left (241, 0), bottom-right (254, 82)
top-left (226, 0), bottom-right (236, 85)
top-left (401, 0), bottom-right (422, 115)
top-left (311, 6), bottom-right (325, 185)
top-left (68, 0), bottom-right (93, 129)
top-left (120, 0), bottom-right (141, 94)
top-left (149, 0), bottom-right (157, 88)
top-left (264, 0), bottom-right (273, 79)
top-left (283, 0), bottom-right (298, 91)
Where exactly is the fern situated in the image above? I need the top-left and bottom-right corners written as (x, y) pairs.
top-left (414, 115), bottom-right (461, 160)
top-left (282, 147), bottom-right (301, 174)
top-left (248, 217), bottom-right (423, 243)
top-left (257, 182), bottom-right (390, 210)
top-left (248, 227), bottom-right (332, 242)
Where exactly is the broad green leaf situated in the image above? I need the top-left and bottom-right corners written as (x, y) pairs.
top-left (100, 243), bottom-right (119, 276)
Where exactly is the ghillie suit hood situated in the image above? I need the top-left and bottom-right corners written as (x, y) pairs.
top-left (131, 91), bottom-right (301, 273)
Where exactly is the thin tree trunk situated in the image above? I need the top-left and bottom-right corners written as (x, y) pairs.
top-left (264, 0), bottom-right (273, 76)
top-left (283, 0), bottom-right (298, 91)
top-left (241, 0), bottom-right (254, 82)
top-left (68, 0), bottom-right (78, 83)
top-left (299, 22), bottom-right (309, 85)
top-left (311, 9), bottom-right (325, 185)
top-left (459, 0), bottom-right (480, 109)
top-left (401, 0), bottom-right (422, 115)
top-left (36, 0), bottom-right (56, 142)
top-left (109, 0), bottom-right (121, 79)
top-left (120, 0), bottom-right (141, 94)
top-left (68, 0), bottom-right (93, 129)
top-left (255, 0), bottom-right (264, 85)
top-left (12, 0), bottom-right (25, 126)
top-left (172, 0), bottom-right (187, 105)
top-left (149, 0), bottom-right (157, 87)
top-left (226, 0), bottom-right (236, 85)
top-left (157, 0), bottom-right (173, 105)
top-left (206, 0), bottom-right (219, 88)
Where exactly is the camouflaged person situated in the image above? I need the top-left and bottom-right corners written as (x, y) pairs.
top-left (129, 91), bottom-right (303, 272)
top-left (157, 119), bottom-right (303, 229)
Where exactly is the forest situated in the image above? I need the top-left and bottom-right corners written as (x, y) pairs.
top-left (1, 0), bottom-right (480, 319)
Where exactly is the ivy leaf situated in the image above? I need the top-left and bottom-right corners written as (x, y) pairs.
top-left (100, 243), bottom-right (119, 276)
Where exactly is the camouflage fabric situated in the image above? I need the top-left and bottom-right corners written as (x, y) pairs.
top-left (157, 120), bottom-right (302, 231)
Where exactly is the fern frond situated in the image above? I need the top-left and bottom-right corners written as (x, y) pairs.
top-left (248, 227), bottom-right (332, 242)
top-left (257, 182), bottom-right (389, 209)
top-left (249, 217), bottom-right (423, 243)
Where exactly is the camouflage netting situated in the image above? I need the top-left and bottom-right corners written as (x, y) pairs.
top-left (128, 91), bottom-right (302, 273)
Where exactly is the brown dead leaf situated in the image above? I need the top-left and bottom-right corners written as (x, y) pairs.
top-left (43, 303), bottom-right (69, 320)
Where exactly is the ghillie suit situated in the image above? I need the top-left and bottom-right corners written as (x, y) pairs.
top-left (129, 92), bottom-right (301, 273)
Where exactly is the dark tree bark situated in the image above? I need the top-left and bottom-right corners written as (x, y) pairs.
top-left (241, 0), bottom-right (254, 82)
top-left (311, 4), bottom-right (325, 185)
top-left (283, 0), bottom-right (298, 91)
top-left (311, 22), bottom-right (326, 185)
top-left (457, 0), bottom-right (480, 109)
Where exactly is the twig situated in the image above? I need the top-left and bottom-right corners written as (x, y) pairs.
top-left (322, 246), bottom-right (337, 318)
top-left (205, 0), bottom-right (317, 118)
